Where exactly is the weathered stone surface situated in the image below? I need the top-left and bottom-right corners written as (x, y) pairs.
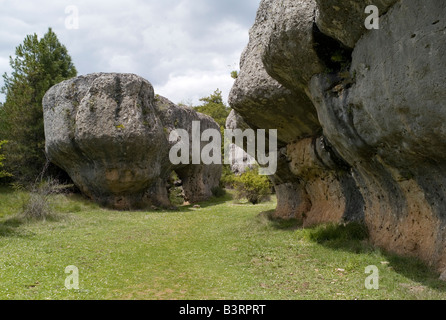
top-left (228, 0), bottom-right (321, 145)
top-left (226, 144), bottom-right (257, 175)
top-left (315, 0), bottom-right (397, 48)
top-left (229, 0), bottom-right (446, 272)
top-left (268, 136), bottom-right (363, 226)
top-left (262, 0), bottom-right (326, 91)
top-left (286, 137), bottom-right (364, 227)
top-left (43, 73), bottom-right (221, 209)
top-left (229, 0), bottom-right (364, 228)
top-left (153, 95), bottom-right (222, 203)
top-left (310, 0), bottom-right (446, 269)
top-left (225, 110), bottom-right (257, 175)
top-left (225, 109), bottom-right (250, 132)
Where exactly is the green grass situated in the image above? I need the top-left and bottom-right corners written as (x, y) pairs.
top-left (0, 187), bottom-right (446, 300)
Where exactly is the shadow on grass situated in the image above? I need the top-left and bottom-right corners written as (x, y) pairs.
top-left (181, 191), bottom-right (235, 211)
top-left (0, 209), bottom-right (69, 238)
top-left (305, 222), bottom-right (371, 253)
top-left (383, 253), bottom-right (446, 291)
top-left (0, 186), bottom-right (15, 194)
top-left (256, 210), bottom-right (303, 231)
top-left (305, 222), bottom-right (446, 292)
top-left (0, 216), bottom-right (30, 238)
top-left (0, 212), bottom-right (70, 238)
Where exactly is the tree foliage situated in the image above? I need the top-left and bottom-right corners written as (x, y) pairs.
top-left (0, 28), bottom-right (77, 183)
top-left (193, 89), bottom-right (232, 168)
top-left (0, 140), bottom-right (12, 179)
top-left (194, 89), bottom-right (231, 130)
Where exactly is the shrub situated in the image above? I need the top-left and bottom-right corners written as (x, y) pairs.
top-left (233, 167), bottom-right (272, 205)
top-left (168, 171), bottom-right (185, 206)
top-left (220, 165), bottom-right (236, 189)
top-left (19, 177), bottom-right (63, 221)
top-left (22, 192), bottom-right (52, 221)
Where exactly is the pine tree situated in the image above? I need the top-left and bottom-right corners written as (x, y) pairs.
top-left (0, 140), bottom-right (12, 179)
top-left (194, 89), bottom-right (231, 130)
top-left (194, 89), bottom-right (232, 167)
top-left (0, 28), bottom-right (77, 183)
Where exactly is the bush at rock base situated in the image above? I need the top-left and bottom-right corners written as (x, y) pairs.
top-left (234, 167), bottom-right (272, 205)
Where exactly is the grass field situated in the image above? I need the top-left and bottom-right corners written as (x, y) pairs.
top-left (1, 187), bottom-right (446, 300)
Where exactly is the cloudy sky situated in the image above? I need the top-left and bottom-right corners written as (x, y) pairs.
top-left (0, 0), bottom-right (260, 105)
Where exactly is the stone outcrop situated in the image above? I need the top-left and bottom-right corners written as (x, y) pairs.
top-left (229, 0), bottom-right (364, 227)
top-left (315, 0), bottom-right (398, 48)
top-left (229, 0), bottom-right (446, 271)
top-left (310, 0), bottom-right (446, 268)
top-left (43, 73), bottom-right (221, 210)
top-left (225, 110), bottom-right (257, 175)
top-left (229, 0), bottom-right (321, 145)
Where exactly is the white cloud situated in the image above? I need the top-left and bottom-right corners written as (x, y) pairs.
top-left (108, 55), bottom-right (138, 74)
top-left (0, 56), bottom-right (9, 74)
top-left (0, 0), bottom-right (261, 103)
top-left (155, 71), bottom-right (236, 106)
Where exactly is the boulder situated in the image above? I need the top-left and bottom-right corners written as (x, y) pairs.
top-left (229, 0), bottom-right (364, 227)
top-left (225, 110), bottom-right (257, 175)
top-left (310, 0), bottom-right (446, 268)
top-left (228, 0), bottom-right (321, 145)
top-left (43, 73), bottom-right (221, 209)
top-left (229, 0), bottom-right (446, 271)
top-left (315, 0), bottom-right (398, 48)
top-left (262, 0), bottom-right (326, 91)
top-left (286, 137), bottom-right (364, 227)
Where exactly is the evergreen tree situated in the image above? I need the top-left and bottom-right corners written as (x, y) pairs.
top-left (194, 89), bottom-right (231, 130)
top-left (0, 28), bottom-right (77, 183)
top-left (0, 140), bottom-right (12, 179)
top-left (194, 89), bottom-right (232, 174)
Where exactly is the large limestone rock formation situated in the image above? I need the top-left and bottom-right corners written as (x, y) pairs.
top-left (43, 73), bottom-right (221, 210)
top-left (229, 0), bottom-right (321, 145)
top-left (310, 0), bottom-right (446, 268)
top-left (229, 0), bottom-right (364, 227)
top-left (229, 0), bottom-right (446, 271)
top-left (225, 110), bottom-right (257, 175)
top-left (315, 0), bottom-right (398, 48)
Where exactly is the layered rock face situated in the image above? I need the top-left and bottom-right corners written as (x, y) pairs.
top-left (229, 0), bottom-right (446, 270)
top-left (43, 73), bottom-right (221, 209)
